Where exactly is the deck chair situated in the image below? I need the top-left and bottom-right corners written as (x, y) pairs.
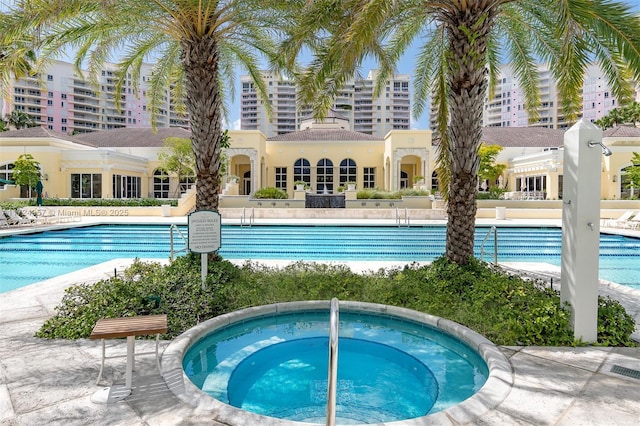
top-left (624, 213), bottom-right (640, 230)
top-left (5, 209), bottom-right (33, 226)
top-left (605, 211), bottom-right (635, 228)
top-left (19, 208), bottom-right (46, 225)
top-left (0, 211), bottom-right (9, 228)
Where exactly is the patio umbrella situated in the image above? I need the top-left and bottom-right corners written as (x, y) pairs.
top-left (36, 180), bottom-right (43, 206)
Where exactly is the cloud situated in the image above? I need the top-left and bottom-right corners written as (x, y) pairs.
top-left (222, 117), bottom-right (242, 130)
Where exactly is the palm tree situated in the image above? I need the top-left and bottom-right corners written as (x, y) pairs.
top-left (2, 0), bottom-right (297, 211)
top-left (5, 109), bottom-right (38, 129)
top-left (290, 0), bottom-right (640, 264)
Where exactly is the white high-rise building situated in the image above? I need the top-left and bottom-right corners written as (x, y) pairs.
top-left (241, 70), bottom-right (411, 137)
top-left (482, 63), bottom-right (628, 129)
top-left (2, 60), bottom-right (189, 134)
top-left (430, 63), bottom-right (633, 130)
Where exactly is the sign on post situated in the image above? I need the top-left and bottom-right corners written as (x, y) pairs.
top-left (188, 210), bottom-right (221, 289)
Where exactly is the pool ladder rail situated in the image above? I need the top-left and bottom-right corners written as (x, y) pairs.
top-left (326, 298), bottom-right (339, 426)
top-left (395, 207), bottom-right (410, 227)
top-left (169, 224), bottom-right (188, 261)
top-left (480, 225), bottom-right (498, 265)
top-left (240, 207), bottom-right (255, 227)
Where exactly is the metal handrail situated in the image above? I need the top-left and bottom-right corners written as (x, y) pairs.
top-left (479, 225), bottom-right (498, 265)
top-left (240, 207), bottom-right (254, 227)
top-left (326, 298), bottom-right (339, 426)
top-left (169, 224), bottom-right (188, 261)
top-left (395, 207), bottom-right (409, 227)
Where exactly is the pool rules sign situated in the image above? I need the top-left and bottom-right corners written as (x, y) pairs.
top-left (188, 210), bottom-right (221, 289)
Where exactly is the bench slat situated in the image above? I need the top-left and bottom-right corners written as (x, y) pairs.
top-left (90, 314), bottom-right (167, 340)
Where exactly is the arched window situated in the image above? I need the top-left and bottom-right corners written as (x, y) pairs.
top-left (179, 174), bottom-right (195, 195)
top-left (153, 168), bottom-right (170, 198)
top-left (294, 158), bottom-right (311, 186)
top-left (317, 158), bottom-right (334, 193)
top-left (339, 158), bottom-right (356, 186)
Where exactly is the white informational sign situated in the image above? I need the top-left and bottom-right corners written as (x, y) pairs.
top-left (188, 210), bottom-right (222, 290)
top-left (188, 210), bottom-right (221, 253)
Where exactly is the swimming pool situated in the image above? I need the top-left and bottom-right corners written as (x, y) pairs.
top-left (1, 224), bottom-right (639, 292)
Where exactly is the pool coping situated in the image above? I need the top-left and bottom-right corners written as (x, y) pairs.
top-left (161, 300), bottom-right (513, 426)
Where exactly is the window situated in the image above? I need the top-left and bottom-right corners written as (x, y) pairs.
top-left (363, 167), bottom-right (375, 188)
top-left (339, 158), bottom-right (356, 186)
top-left (179, 175), bottom-right (195, 195)
top-left (47, 100), bottom-right (53, 106)
top-left (275, 167), bottom-right (287, 190)
top-left (431, 171), bottom-right (439, 192)
top-left (293, 158), bottom-right (311, 186)
top-left (316, 158), bottom-right (334, 193)
top-left (47, 75), bottom-right (53, 81)
top-left (47, 117), bottom-right (54, 122)
top-left (61, 118), bottom-right (67, 124)
top-left (112, 174), bottom-right (141, 198)
top-left (153, 169), bottom-right (170, 198)
top-left (61, 93), bottom-right (67, 99)
top-left (71, 173), bottom-right (102, 198)
top-left (0, 163), bottom-right (15, 187)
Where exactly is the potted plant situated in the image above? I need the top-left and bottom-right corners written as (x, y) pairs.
top-left (413, 175), bottom-right (425, 185)
top-left (227, 175), bottom-right (239, 184)
top-left (294, 180), bottom-right (307, 190)
top-left (346, 181), bottom-right (356, 191)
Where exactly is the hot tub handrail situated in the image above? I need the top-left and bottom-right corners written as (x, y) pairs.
top-left (326, 297), bottom-right (339, 426)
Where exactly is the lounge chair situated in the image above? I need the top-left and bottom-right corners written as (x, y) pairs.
top-left (0, 211), bottom-right (9, 228)
top-left (604, 211), bottom-right (635, 228)
top-left (4, 209), bottom-right (33, 226)
top-left (19, 208), bottom-right (47, 225)
top-left (624, 213), bottom-right (640, 230)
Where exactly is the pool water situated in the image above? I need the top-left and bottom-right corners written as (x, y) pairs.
top-left (1, 225), bottom-right (639, 292)
top-left (183, 310), bottom-right (487, 424)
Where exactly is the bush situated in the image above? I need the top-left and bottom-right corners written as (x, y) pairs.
top-left (356, 189), bottom-right (402, 199)
top-left (1, 198), bottom-right (178, 209)
top-left (253, 187), bottom-right (288, 199)
top-left (36, 255), bottom-right (637, 346)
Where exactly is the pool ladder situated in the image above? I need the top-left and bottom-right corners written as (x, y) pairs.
top-left (326, 298), bottom-right (339, 426)
top-left (240, 207), bottom-right (254, 227)
top-left (169, 224), bottom-right (188, 261)
top-left (395, 207), bottom-right (410, 227)
top-left (479, 225), bottom-right (498, 265)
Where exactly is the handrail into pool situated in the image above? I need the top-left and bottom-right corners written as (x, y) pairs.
top-left (169, 224), bottom-right (188, 261)
top-left (326, 297), bottom-right (339, 426)
top-left (480, 225), bottom-right (498, 265)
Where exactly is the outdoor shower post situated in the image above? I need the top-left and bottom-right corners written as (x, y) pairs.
top-left (561, 120), bottom-right (603, 343)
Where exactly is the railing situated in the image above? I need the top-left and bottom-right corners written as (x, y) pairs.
top-left (480, 225), bottom-right (498, 265)
top-left (395, 207), bottom-right (410, 227)
top-left (240, 207), bottom-right (254, 227)
top-left (326, 298), bottom-right (339, 426)
top-left (169, 224), bottom-right (188, 261)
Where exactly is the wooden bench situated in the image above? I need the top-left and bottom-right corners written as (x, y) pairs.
top-left (90, 314), bottom-right (167, 391)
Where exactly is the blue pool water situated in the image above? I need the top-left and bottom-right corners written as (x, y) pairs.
top-left (1, 224), bottom-right (639, 292)
top-left (183, 310), bottom-right (487, 423)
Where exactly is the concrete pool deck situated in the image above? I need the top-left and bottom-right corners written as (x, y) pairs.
top-left (1, 216), bottom-right (640, 425)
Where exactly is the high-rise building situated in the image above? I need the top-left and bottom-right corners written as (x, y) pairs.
top-left (2, 60), bottom-right (189, 134)
top-left (241, 70), bottom-right (411, 137)
top-left (430, 63), bottom-right (632, 130)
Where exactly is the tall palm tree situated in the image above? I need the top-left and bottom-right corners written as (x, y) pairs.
top-left (3, 0), bottom-right (298, 211)
top-left (290, 0), bottom-right (640, 264)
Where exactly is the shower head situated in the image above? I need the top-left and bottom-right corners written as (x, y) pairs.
top-left (588, 140), bottom-right (612, 157)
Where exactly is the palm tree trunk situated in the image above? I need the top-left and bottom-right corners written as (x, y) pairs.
top-left (181, 35), bottom-right (223, 212)
top-left (444, 7), bottom-right (494, 264)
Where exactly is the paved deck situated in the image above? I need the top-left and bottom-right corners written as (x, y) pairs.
top-left (1, 216), bottom-right (639, 425)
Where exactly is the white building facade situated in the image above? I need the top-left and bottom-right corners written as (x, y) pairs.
top-left (241, 70), bottom-right (411, 138)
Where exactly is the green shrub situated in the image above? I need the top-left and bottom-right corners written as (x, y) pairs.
top-left (253, 187), bottom-right (288, 199)
top-left (398, 188), bottom-right (430, 196)
top-left (1, 198), bottom-right (178, 208)
top-left (356, 189), bottom-right (402, 199)
top-left (36, 256), bottom-right (636, 346)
